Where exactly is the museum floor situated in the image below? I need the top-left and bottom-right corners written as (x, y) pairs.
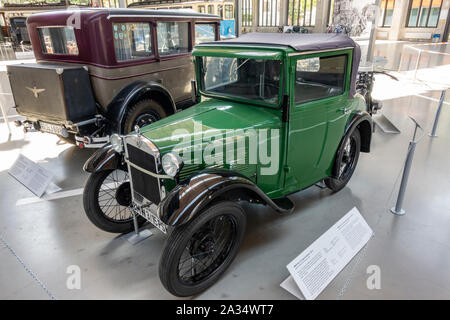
top-left (1, 41), bottom-right (450, 299)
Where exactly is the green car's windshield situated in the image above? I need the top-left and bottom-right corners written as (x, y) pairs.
top-left (200, 56), bottom-right (282, 106)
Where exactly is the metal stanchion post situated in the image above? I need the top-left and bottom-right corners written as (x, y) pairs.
top-left (429, 90), bottom-right (446, 137)
top-left (413, 50), bottom-right (422, 81)
top-left (123, 206), bottom-right (153, 245)
top-left (0, 100), bottom-right (12, 136)
top-left (391, 117), bottom-right (422, 216)
top-left (133, 211), bottom-right (140, 235)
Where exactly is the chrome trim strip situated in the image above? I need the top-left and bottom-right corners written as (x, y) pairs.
top-left (125, 158), bottom-right (173, 180)
top-left (287, 47), bottom-right (354, 56)
top-left (107, 14), bottom-right (218, 20)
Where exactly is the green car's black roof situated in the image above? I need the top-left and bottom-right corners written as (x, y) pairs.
top-left (216, 33), bottom-right (359, 52)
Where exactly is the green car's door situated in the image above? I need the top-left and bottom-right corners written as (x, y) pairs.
top-left (285, 51), bottom-right (351, 190)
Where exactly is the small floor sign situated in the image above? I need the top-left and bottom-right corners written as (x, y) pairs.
top-left (9, 154), bottom-right (54, 197)
top-left (282, 207), bottom-right (373, 300)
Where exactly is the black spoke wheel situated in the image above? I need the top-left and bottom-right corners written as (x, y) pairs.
top-left (325, 128), bottom-right (361, 192)
top-left (123, 99), bottom-right (167, 134)
top-left (159, 201), bottom-right (246, 297)
top-left (83, 169), bottom-right (145, 233)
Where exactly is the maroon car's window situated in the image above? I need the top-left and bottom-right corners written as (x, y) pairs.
top-left (37, 26), bottom-right (78, 55)
top-left (195, 24), bottom-right (215, 45)
top-left (157, 22), bottom-right (189, 56)
top-left (113, 22), bottom-right (153, 61)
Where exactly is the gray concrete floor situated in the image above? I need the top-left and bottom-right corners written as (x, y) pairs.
top-left (1, 42), bottom-right (450, 300)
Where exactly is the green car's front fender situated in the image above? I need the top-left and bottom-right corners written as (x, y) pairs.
top-left (159, 169), bottom-right (294, 227)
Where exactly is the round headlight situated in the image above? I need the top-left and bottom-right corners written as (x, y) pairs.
top-left (162, 152), bottom-right (183, 177)
top-left (110, 134), bottom-right (123, 153)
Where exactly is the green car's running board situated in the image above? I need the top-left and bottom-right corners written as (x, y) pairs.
top-left (272, 197), bottom-right (295, 214)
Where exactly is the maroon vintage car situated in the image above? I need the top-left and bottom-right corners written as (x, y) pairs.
top-left (7, 8), bottom-right (220, 147)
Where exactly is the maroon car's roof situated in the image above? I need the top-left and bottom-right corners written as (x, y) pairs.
top-left (28, 7), bottom-right (220, 22)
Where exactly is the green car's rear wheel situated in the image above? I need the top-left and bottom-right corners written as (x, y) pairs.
top-left (159, 201), bottom-right (246, 297)
top-left (325, 128), bottom-right (361, 192)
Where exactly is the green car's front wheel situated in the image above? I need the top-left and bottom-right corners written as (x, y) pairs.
top-left (83, 169), bottom-right (145, 233)
top-left (325, 128), bottom-right (361, 192)
top-left (159, 201), bottom-right (246, 297)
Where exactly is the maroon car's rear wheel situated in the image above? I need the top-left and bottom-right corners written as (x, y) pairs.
top-left (123, 99), bottom-right (166, 134)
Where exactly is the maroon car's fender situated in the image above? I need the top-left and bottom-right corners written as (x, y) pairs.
top-left (105, 80), bottom-right (177, 134)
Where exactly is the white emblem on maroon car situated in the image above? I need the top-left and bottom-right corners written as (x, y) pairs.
top-left (26, 86), bottom-right (46, 98)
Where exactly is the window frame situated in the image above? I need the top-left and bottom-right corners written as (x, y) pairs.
top-left (406, 0), bottom-right (442, 28)
top-left (197, 55), bottom-right (286, 109)
top-left (287, 0), bottom-right (316, 27)
top-left (194, 22), bottom-right (218, 45)
top-left (112, 21), bottom-right (154, 62)
top-left (293, 51), bottom-right (350, 106)
top-left (241, 0), bottom-right (253, 27)
top-left (379, 0), bottom-right (395, 28)
top-left (224, 4), bottom-right (234, 19)
top-left (110, 18), bottom-right (194, 66)
top-left (37, 26), bottom-right (79, 57)
top-left (156, 20), bottom-right (192, 58)
top-left (258, 0), bottom-right (281, 27)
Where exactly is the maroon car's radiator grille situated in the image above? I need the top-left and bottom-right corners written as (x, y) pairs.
top-left (126, 144), bottom-right (161, 205)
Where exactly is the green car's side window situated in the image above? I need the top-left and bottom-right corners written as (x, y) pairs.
top-left (294, 54), bottom-right (347, 105)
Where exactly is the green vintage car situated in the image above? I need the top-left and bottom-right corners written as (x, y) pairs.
top-left (82, 33), bottom-right (376, 297)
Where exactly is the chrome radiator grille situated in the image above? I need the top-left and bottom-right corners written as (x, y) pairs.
top-left (126, 143), bottom-right (161, 205)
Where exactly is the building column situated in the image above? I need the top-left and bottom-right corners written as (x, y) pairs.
top-left (388, 0), bottom-right (409, 40)
top-left (252, 0), bottom-right (259, 31)
top-left (279, 0), bottom-right (289, 27)
top-left (314, 0), bottom-right (331, 33)
top-left (236, 0), bottom-right (242, 36)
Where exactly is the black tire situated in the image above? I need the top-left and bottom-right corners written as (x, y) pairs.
top-left (123, 99), bottom-right (166, 134)
top-left (83, 169), bottom-right (145, 233)
top-left (159, 201), bottom-right (246, 297)
top-left (325, 128), bottom-right (361, 192)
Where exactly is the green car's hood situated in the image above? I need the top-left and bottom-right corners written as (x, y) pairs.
top-left (140, 99), bottom-right (282, 153)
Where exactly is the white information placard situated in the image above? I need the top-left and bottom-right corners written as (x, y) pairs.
top-left (8, 154), bottom-right (54, 197)
top-left (286, 207), bottom-right (372, 300)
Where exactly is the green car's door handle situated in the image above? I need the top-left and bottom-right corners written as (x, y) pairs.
top-left (339, 107), bottom-right (351, 114)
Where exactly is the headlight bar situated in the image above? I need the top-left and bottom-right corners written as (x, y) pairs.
top-left (124, 157), bottom-right (174, 180)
